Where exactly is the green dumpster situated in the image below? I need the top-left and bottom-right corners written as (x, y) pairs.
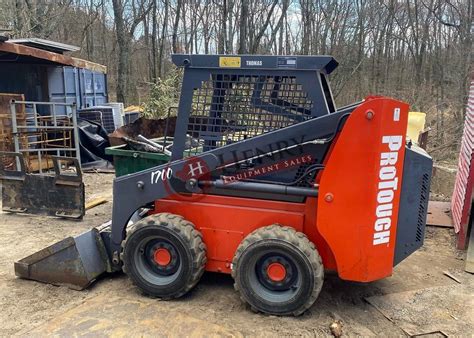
top-left (105, 142), bottom-right (170, 177)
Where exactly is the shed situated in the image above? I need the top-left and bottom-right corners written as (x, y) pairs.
top-left (451, 74), bottom-right (474, 249)
top-left (0, 37), bottom-right (108, 110)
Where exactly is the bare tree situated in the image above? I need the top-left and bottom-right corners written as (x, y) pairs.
top-left (1, 0), bottom-right (471, 158)
top-left (112, 0), bottom-right (151, 104)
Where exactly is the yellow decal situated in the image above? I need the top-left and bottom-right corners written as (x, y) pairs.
top-left (219, 57), bottom-right (241, 68)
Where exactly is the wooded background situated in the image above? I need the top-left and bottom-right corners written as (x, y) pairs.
top-left (0, 0), bottom-right (472, 160)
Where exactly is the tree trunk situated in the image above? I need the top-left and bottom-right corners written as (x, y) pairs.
top-left (238, 0), bottom-right (248, 54)
top-left (172, 0), bottom-right (182, 53)
top-left (151, 0), bottom-right (158, 82)
top-left (112, 0), bottom-right (129, 104)
top-left (158, 0), bottom-right (169, 77)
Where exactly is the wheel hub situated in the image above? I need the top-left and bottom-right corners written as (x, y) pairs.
top-left (257, 254), bottom-right (296, 291)
top-left (153, 248), bottom-right (172, 266)
top-left (266, 262), bottom-right (287, 282)
top-left (144, 240), bottom-right (180, 275)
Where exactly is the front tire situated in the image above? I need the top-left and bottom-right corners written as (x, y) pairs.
top-left (122, 213), bottom-right (206, 299)
top-left (232, 225), bottom-right (324, 316)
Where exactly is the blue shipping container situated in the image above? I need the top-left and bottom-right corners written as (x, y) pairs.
top-left (48, 66), bottom-right (108, 114)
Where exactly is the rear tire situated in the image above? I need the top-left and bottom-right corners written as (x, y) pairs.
top-left (232, 225), bottom-right (324, 316)
top-left (122, 213), bottom-right (206, 299)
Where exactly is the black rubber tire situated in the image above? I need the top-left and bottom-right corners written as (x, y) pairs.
top-left (232, 225), bottom-right (324, 316)
top-left (122, 213), bottom-right (206, 299)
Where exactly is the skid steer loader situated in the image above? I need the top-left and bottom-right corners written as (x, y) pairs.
top-left (12, 54), bottom-right (432, 316)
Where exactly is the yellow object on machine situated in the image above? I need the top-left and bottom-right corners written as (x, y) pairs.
top-left (407, 112), bottom-right (426, 144)
top-left (124, 105), bottom-right (143, 113)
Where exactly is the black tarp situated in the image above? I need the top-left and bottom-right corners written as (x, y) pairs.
top-left (77, 118), bottom-right (113, 166)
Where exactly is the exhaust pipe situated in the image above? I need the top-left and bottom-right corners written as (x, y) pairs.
top-left (14, 223), bottom-right (112, 290)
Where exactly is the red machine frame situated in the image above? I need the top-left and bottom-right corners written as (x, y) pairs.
top-left (153, 97), bottom-right (410, 283)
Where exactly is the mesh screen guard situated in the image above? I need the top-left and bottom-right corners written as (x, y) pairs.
top-left (187, 74), bottom-right (315, 155)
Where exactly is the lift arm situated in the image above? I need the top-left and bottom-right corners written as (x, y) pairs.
top-left (107, 104), bottom-right (357, 267)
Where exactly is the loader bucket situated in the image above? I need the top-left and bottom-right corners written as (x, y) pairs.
top-left (14, 226), bottom-right (111, 290)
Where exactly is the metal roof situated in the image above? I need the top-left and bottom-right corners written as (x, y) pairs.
top-left (8, 38), bottom-right (80, 54)
top-left (0, 41), bottom-right (106, 73)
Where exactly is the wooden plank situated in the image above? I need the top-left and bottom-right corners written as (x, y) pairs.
top-left (0, 93), bottom-right (26, 152)
top-left (25, 156), bottom-right (56, 172)
top-left (426, 201), bottom-right (454, 228)
top-left (85, 197), bottom-right (108, 211)
top-left (25, 156), bottom-right (73, 172)
top-left (0, 93), bottom-right (27, 169)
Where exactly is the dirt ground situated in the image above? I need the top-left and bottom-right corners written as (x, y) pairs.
top-left (0, 173), bottom-right (472, 336)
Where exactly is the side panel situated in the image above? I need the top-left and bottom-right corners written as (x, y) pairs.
top-left (78, 68), bottom-right (108, 108)
top-left (47, 66), bottom-right (80, 115)
top-left (152, 195), bottom-right (306, 273)
top-left (317, 97), bottom-right (409, 282)
top-left (394, 146), bottom-right (432, 265)
top-left (47, 67), bottom-right (108, 113)
top-left (303, 197), bottom-right (338, 270)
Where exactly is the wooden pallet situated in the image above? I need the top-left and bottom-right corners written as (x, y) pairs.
top-left (0, 93), bottom-right (28, 169)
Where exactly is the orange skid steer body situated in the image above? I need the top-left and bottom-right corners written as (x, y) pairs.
top-left (13, 55), bottom-right (432, 316)
top-left (154, 97), bottom-right (413, 282)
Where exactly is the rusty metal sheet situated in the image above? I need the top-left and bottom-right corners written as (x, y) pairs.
top-left (108, 116), bottom-right (177, 146)
top-left (0, 152), bottom-right (85, 219)
top-left (426, 201), bottom-right (454, 228)
top-left (108, 115), bottom-right (221, 147)
top-left (0, 41), bottom-right (106, 73)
